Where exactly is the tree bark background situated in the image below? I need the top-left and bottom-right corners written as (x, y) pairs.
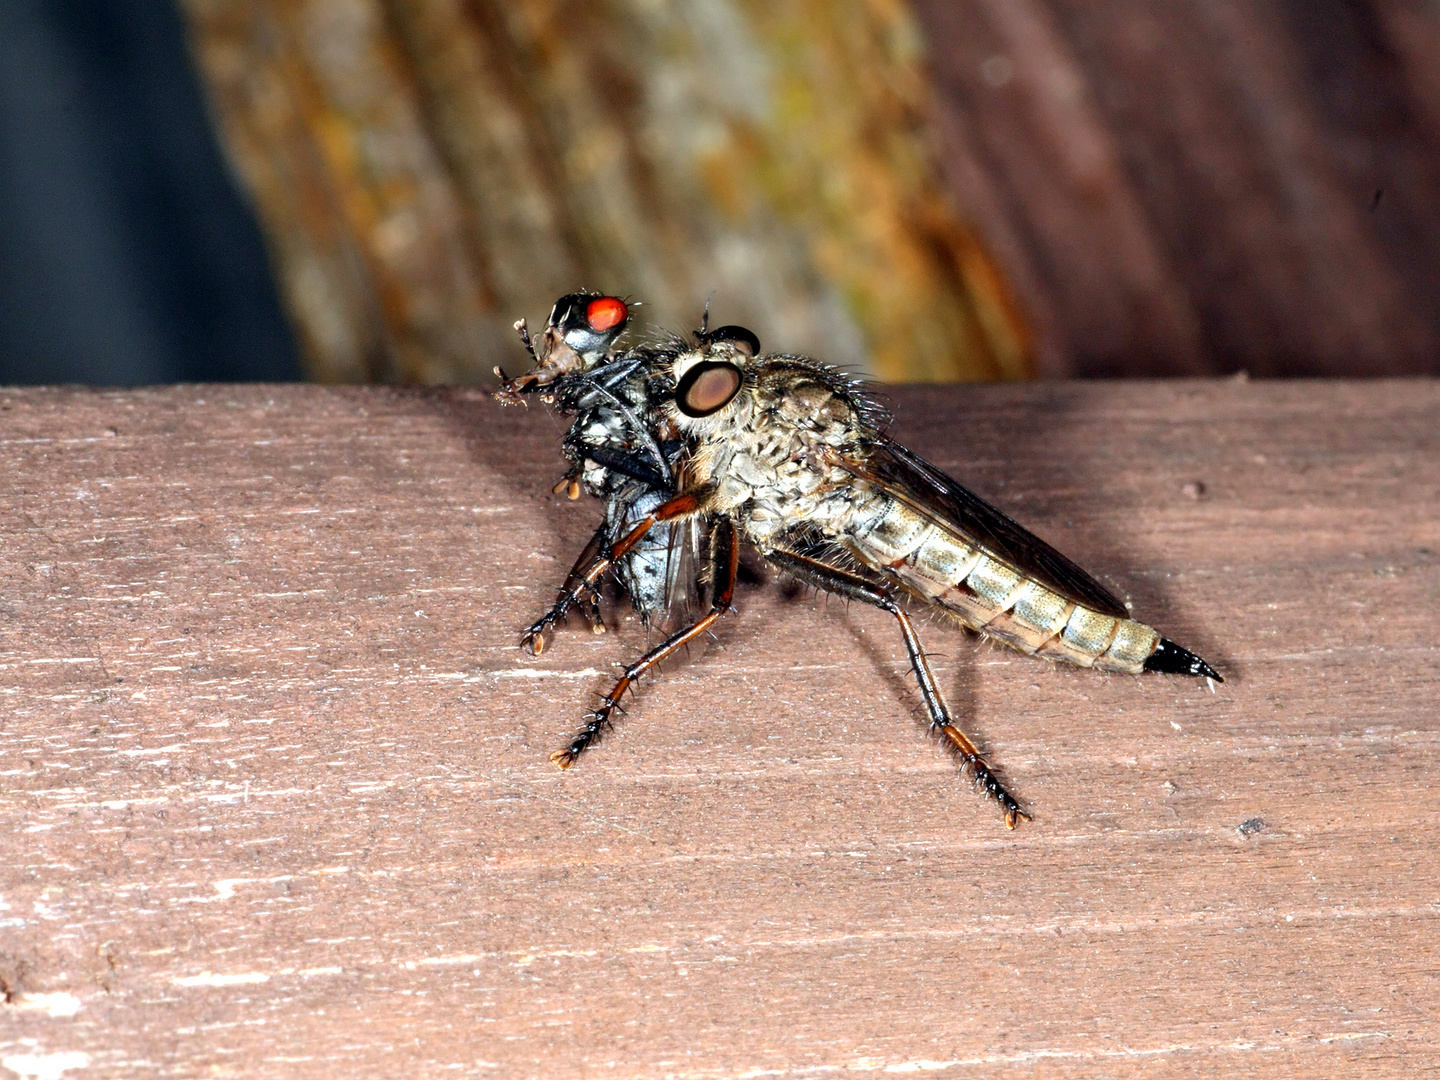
top-left (179, 0), bottom-right (1029, 384)
top-left (179, 0), bottom-right (1440, 383)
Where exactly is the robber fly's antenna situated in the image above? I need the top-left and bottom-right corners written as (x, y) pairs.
top-left (698, 293), bottom-right (715, 337)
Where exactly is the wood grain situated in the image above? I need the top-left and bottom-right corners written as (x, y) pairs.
top-left (1, 381), bottom-right (1437, 1077)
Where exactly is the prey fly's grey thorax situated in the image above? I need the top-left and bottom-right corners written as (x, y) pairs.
top-left (496, 294), bottom-right (1221, 830)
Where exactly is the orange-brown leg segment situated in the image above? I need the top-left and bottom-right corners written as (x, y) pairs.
top-left (552, 517), bottom-right (738, 768)
top-left (766, 548), bottom-right (1029, 829)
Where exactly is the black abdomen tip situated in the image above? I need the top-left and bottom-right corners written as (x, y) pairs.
top-left (1144, 637), bottom-right (1223, 682)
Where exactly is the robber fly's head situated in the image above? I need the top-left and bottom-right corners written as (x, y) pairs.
top-left (666, 323), bottom-right (762, 433)
top-left (494, 292), bottom-right (630, 401)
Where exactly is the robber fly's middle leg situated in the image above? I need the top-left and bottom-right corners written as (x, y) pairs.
top-left (521, 522), bottom-right (609, 655)
top-left (552, 517), bottom-right (739, 769)
top-left (766, 548), bottom-right (1030, 829)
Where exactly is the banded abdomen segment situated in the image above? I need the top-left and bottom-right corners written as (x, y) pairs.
top-left (846, 496), bottom-right (1160, 675)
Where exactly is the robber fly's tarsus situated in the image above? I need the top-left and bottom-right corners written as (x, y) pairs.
top-left (521, 522), bottom-right (610, 655)
top-left (553, 518), bottom-right (739, 768)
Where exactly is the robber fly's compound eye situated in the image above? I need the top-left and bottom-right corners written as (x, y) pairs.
top-left (676, 361), bottom-right (743, 417)
top-left (585, 296), bottom-right (627, 333)
top-left (705, 324), bottom-right (760, 357)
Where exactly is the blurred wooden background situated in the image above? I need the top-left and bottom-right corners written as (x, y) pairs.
top-left (178, 0), bottom-right (1440, 383)
top-left (178, 0), bottom-right (1030, 384)
top-left (914, 0), bottom-right (1440, 378)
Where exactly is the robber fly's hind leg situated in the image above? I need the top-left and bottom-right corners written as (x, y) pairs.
top-left (521, 522), bottom-right (610, 655)
top-left (767, 548), bottom-right (1029, 829)
top-left (553, 517), bottom-right (738, 769)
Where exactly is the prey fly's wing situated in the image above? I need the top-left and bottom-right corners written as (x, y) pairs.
top-left (842, 438), bottom-right (1130, 618)
top-left (659, 513), bottom-right (707, 635)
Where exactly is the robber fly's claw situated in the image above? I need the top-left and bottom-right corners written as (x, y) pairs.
top-left (521, 629), bottom-right (545, 656)
top-left (549, 748), bottom-right (577, 770)
top-left (974, 771), bottom-right (1028, 829)
top-left (991, 787), bottom-right (1029, 829)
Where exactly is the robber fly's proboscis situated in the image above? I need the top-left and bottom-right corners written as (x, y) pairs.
top-left (496, 295), bottom-right (1220, 828)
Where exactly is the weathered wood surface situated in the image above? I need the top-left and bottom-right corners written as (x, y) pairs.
top-left (1, 381), bottom-right (1436, 1078)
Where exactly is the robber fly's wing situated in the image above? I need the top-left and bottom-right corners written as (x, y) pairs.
top-left (840, 438), bottom-right (1130, 619)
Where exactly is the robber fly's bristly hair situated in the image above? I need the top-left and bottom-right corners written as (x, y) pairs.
top-left (760, 353), bottom-right (891, 433)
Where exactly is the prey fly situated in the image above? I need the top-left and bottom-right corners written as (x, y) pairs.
top-left (497, 296), bottom-right (1220, 827)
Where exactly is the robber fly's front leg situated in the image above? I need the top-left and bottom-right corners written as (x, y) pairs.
top-left (766, 547), bottom-right (1030, 829)
top-left (553, 517), bottom-right (738, 769)
top-left (521, 522), bottom-right (609, 655)
top-left (524, 489), bottom-right (707, 655)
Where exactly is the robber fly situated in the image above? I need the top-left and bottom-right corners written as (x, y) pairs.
top-left (498, 296), bottom-right (1220, 828)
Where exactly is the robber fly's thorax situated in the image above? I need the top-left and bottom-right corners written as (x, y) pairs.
top-left (670, 354), bottom-right (880, 544)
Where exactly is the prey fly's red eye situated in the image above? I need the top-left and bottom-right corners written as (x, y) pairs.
top-left (585, 296), bottom-right (627, 333)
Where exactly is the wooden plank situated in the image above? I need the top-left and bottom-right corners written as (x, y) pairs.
top-left (1, 381), bottom-right (1436, 1077)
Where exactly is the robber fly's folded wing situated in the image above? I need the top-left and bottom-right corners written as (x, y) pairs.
top-left (839, 438), bottom-right (1130, 619)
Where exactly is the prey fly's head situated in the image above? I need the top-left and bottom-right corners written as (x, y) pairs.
top-left (494, 292), bottom-right (631, 402)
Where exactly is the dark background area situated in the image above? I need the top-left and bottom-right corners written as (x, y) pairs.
top-left (0, 0), bottom-right (300, 384)
top-left (912, 0), bottom-right (1440, 378)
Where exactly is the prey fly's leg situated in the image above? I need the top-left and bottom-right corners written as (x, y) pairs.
top-left (767, 548), bottom-right (1030, 828)
top-left (553, 517), bottom-right (739, 768)
top-left (521, 522), bottom-right (609, 655)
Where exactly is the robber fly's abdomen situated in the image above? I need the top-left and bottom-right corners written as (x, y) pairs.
top-left (845, 496), bottom-right (1159, 675)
